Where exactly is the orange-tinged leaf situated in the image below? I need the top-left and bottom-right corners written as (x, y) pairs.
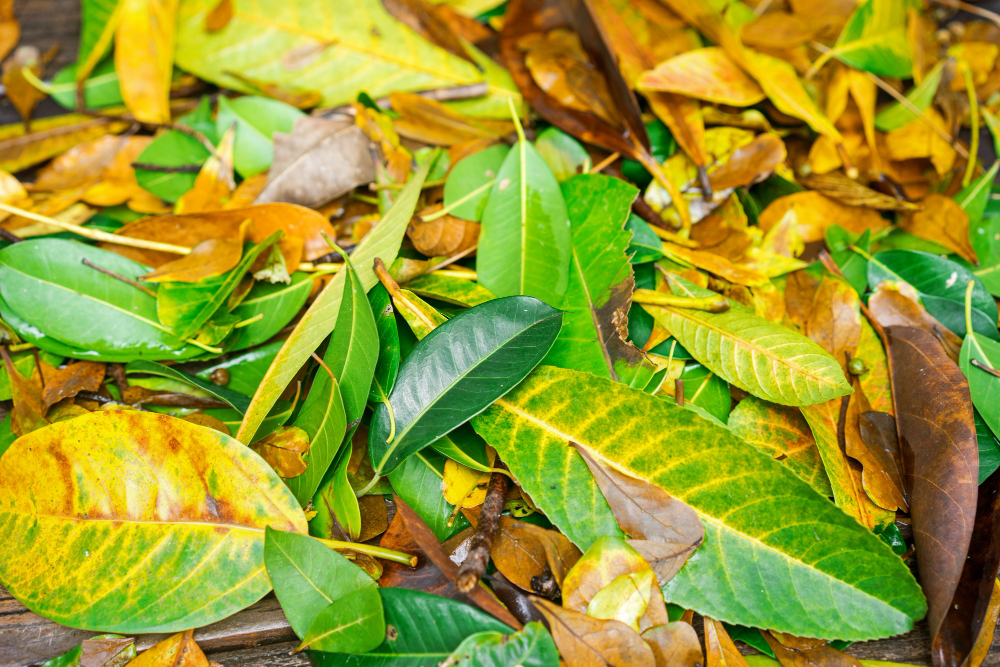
top-left (740, 12), bottom-right (830, 50)
top-left (390, 92), bottom-right (515, 146)
top-left (705, 616), bottom-right (751, 667)
top-left (643, 621), bottom-right (704, 667)
top-left (661, 241), bottom-right (770, 287)
top-left (0, 346), bottom-right (48, 437)
top-left (884, 108), bottom-right (957, 177)
top-left (533, 597), bottom-right (657, 667)
top-left (797, 171), bottom-right (919, 211)
top-left (408, 206), bottom-right (480, 257)
top-left (0, 0), bottom-right (19, 64)
top-left (899, 194), bottom-right (978, 265)
top-left (708, 133), bottom-right (786, 191)
top-left (205, 0), bottom-right (233, 31)
top-left (251, 425), bottom-right (311, 478)
top-left (128, 630), bottom-right (208, 667)
top-left (141, 218), bottom-right (251, 283)
top-left (1, 46), bottom-right (47, 129)
top-left (638, 47), bottom-right (765, 107)
top-left (36, 134), bottom-right (129, 192)
top-left (762, 631), bottom-right (863, 667)
top-left (0, 113), bottom-right (131, 174)
top-left (868, 281), bottom-right (963, 362)
top-left (174, 126), bottom-right (236, 214)
top-left (758, 191), bottom-right (890, 243)
top-left (844, 378), bottom-right (907, 511)
top-left (115, 0), bottom-right (178, 124)
top-left (41, 361), bottom-right (106, 410)
top-left (0, 410), bottom-right (307, 632)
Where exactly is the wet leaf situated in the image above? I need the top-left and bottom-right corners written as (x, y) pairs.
top-left (0, 410), bottom-right (306, 632)
top-left (251, 425), bottom-right (311, 478)
top-left (868, 281), bottom-right (964, 361)
top-left (762, 631), bottom-right (863, 667)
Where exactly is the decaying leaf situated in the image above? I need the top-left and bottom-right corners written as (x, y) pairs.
top-left (869, 281), bottom-right (963, 362)
top-left (643, 621), bottom-right (704, 667)
top-left (128, 630), bottom-right (208, 667)
top-left (409, 206), bottom-right (480, 257)
top-left (899, 194), bottom-right (978, 265)
top-left (533, 597), bottom-right (657, 667)
top-left (251, 425), bottom-right (311, 478)
top-left (41, 361), bottom-right (106, 410)
top-left (637, 47), bottom-right (765, 107)
top-left (705, 617), bottom-right (750, 667)
top-left (759, 191), bottom-right (890, 243)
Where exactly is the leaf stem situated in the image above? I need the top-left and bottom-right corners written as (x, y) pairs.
top-left (421, 180), bottom-right (495, 222)
top-left (966, 279), bottom-right (976, 340)
top-left (633, 288), bottom-right (730, 313)
top-left (589, 151), bottom-right (621, 174)
top-left (352, 474), bottom-right (382, 499)
top-left (234, 313), bottom-right (264, 328)
top-left (314, 537), bottom-right (418, 567)
top-left (963, 66), bottom-right (979, 188)
top-left (0, 202), bottom-right (192, 256)
top-left (508, 97), bottom-right (526, 144)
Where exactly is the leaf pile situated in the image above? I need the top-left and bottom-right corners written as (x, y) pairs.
top-left (3, 1), bottom-right (1000, 666)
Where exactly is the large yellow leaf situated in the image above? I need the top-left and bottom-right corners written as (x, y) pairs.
top-left (116, 0), bottom-right (178, 124)
top-left (0, 410), bottom-right (306, 632)
top-left (637, 47), bottom-right (765, 107)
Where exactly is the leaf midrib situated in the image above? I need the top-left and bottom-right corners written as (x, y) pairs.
top-left (271, 537), bottom-right (334, 606)
top-left (492, 397), bottom-right (906, 616)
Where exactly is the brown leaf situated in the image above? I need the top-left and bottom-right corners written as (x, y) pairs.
top-left (205, 0), bottom-right (233, 31)
top-left (250, 425), bottom-right (311, 478)
top-left (843, 378), bottom-right (907, 511)
top-left (225, 72), bottom-right (322, 109)
top-left (358, 494), bottom-right (389, 542)
top-left (394, 494), bottom-right (522, 629)
top-left (708, 133), bottom-right (786, 191)
top-left (759, 191), bottom-right (890, 243)
top-left (868, 282), bottom-right (963, 362)
top-left (128, 630), bottom-right (208, 667)
top-left (857, 409), bottom-right (907, 508)
top-left (2, 46), bottom-right (47, 129)
top-left (255, 117), bottom-right (377, 208)
top-left (805, 276), bottom-right (861, 372)
top-left (382, 0), bottom-right (491, 67)
top-left (662, 241), bottom-right (769, 287)
top-left (1, 346), bottom-right (48, 437)
top-left (378, 510), bottom-right (456, 596)
top-left (174, 127), bottom-right (236, 214)
top-left (80, 635), bottom-right (135, 667)
top-left (533, 597), bottom-right (656, 667)
top-left (35, 134), bottom-right (129, 192)
top-left (642, 621), bottom-right (704, 667)
top-left (637, 47), bottom-right (765, 107)
top-left (0, 0), bottom-right (19, 64)
top-left (573, 443), bottom-right (703, 584)
top-left (180, 413), bottom-right (231, 436)
top-left (899, 194), bottom-right (978, 265)
top-left (41, 361), bottom-right (106, 410)
top-left (390, 92), bottom-right (514, 146)
top-left (797, 171), bottom-right (919, 211)
top-left (408, 206), bottom-right (480, 257)
top-left (704, 616), bottom-right (750, 667)
top-left (885, 326), bottom-right (979, 644)
top-left (690, 194), bottom-right (753, 261)
top-left (142, 217), bottom-right (252, 284)
top-left (762, 631), bottom-right (862, 667)
top-left (105, 203), bottom-right (338, 264)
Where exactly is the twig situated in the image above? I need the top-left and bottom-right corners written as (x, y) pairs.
top-left (76, 390), bottom-right (144, 409)
top-left (455, 466), bottom-right (509, 593)
top-left (675, 379), bottom-right (685, 407)
top-left (971, 359), bottom-right (1000, 378)
top-left (131, 162), bottom-right (202, 173)
top-left (0, 227), bottom-right (22, 243)
top-left (81, 259), bottom-right (158, 298)
top-left (928, 0), bottom-right (1000, 29)
top-left (0, 202), bottom-right (191, 256)
top-left (318, 82), bottom-right (491, 116)
top-left (423, 244), bottom-right (478, 274)
top-left (589, 151), bottom-right (621, 174)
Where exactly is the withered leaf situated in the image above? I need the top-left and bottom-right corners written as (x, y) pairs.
top-left (128, 630), bottom-right (208, 667)
top-left (762, 631), bottom-right (862, 667)
top-left (80, 635), bottom-right (135, 667)
top-left (868, 282), bottom-right (963, 363)
top-left (40, 361), bottom-right (105, 410)
top-left (250, 425), bottom-right (311, 478)
top-left (899, 194), bottom-right (978, 265)
top-left (707, 133), bottom-right (786, 191)
top-left (533, 597), bottom-right (657, 667)
top-left (797, 171), bottom-right (919, 212)
top-left (408, 206), bottom-right (480, 258)
top-left (642, 621), bottom-right (704, 667)
top-left (705, 617), bottom-right (750, 667)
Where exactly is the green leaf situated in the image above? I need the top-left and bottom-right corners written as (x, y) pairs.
top-left (535, 127), bottom-right (590, 182)
top-left (0, 351), bottom-right (35, 402)
top-left (0, 410), bottom-right (307, 633)
top-left (405, 273), bottom-right (496, 307)
top-left (0, 413), bottom-right (14, 459)
top-left (367, 283), bottom-right (400, 404)
top-left (678, 362), bottom-right (731, 424)
top-left (51, 58), bottom-right (123, 110)
top-left (216, 96), bottom-right (304, 177)
top-left (125, 360), bottom-right (252, 412)
top-left (387, 448), bottom-right (470, 541)
top-left (626, 214), bottom-right (664, 265)
top-left (134, 98), bottom-right (216, 202)
top-left (960, 320), bottom-right (1000, 444)
top-left (975, 409), bottom-right (1000, 484)
top-left (873, 60), bottom-right (944, 131)
top-left (472, 366), bottom-right (927, 640)
top-left (307, 588), bottom-right (513, 666)
top-left (446, 622), bottom-right (559, 667)
top-left (230, 272), bottom-right (314, 350)
top-left (640, 277), bottom-right (852, 406)
top-left (196, 339), bottom-right (283, 397)
top-left (175, 0), bottom-right (485, 111)
top-left (821, 0), bottom-right (915, 77)
top-left (0, 240), bottom-right (201, 362)
top-left (829, 229), bottom-right (871, 296)
top-left (237, 158), bottom-right (433, 444)
top-left (157, 232), bottom-right (281, 340)
top-left (867, 249), bottom-right (999, 339)
top-left (78, 0), bottom-right (118, 64)
top-left (543, 174), bottom-right (649, 383)
top-left (477, 139), bottom-right (572, 307)
top-left (973, 215), bottom-right (1000, 297)
top-left (430, 425), bottom-right (492, 472)
top-left (264, 527), bottom-right (375, 638)
top-left (368, 296), bottom-right (562, 475)
top-left (956, 161), bottom-right (1000, 228)
top-left (311, 443), bottom-right (361, 540)
top-left (443, 144), bottom-right (510, 222)
top-left (299, 586), bottom-right (385, 654)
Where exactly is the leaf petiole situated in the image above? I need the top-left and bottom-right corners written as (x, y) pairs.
top-left (633, 288), bottom-right (729, 313)
top-left (311, 537), bottom-right (418, 567)
top-left (421, 180), bottom-right (495, 222)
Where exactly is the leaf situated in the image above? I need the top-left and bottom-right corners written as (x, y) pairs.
top-left (41, 360), bottom-right (105, 409)
top-left (472, 365), bottom-right (927, 639)
top-left (874, 60), bottom-right (945, 131)
top-left (640, 277), bottom-right (852, 406)
top-left (760, 191), bottom-right (890, 243)
top-left (0, 410), bottom-right (306, 632)
top-left (390, 92), bottom-right (516, 145)
top-left (445, 622), bottom-right (560, 667)
top-left (535, 127), bottom-right (591, 182)
top-left (298, 586), bottom-right (385, 653)
top-left (868, 281), bottom-right (964, 361)
top-left (215, 96), bottom-right (304, 178)
top-left (642, 622), bottom-right (704, 667)
top-left (885, 326), bottom-right (978, 644)
top-left (264, 527), bottom-right (375, 638)
top-left (310, 439), bottom-right (361, 540)
top-left (762, 632), bottom-right (863, 667)
top-left (814, 0), bottom-right (912, 78)
top-left (128, 630), bottom-right (208, 667)
top-left (541, 174), bottom-right (649, 383)
top-left (408, 207), bottom-right (480, 258)
top-left (405, 273), bottom-right (496, 308)
top-left (230, 272), bottom-right (314, 350)
top-left (368, 295), bottom-right (561, 475)
top-left (477, 134), bottom-right (572, 307)
top-left (115, 0), bottom-right (177, 124)
top-left (0, 346), bottom-right (48, 437)
top-left (0, 239), bottom-right (201, 362)
top-left (588, 570), bottom-right (656, 631)
top-left (637, 47), bottom-right (765, 107)
top-left (533, 597), bottom-right (656, 667)
top-left (125, 359), bottom-right (252, 411)
top-left (443, 144), bottom-right (510, 222)
top-left (367, 283), bottom-right (400, 404)
top-left (133, 100), bottom-right (214, 202)
top-left (236, 158), bottom-right (431, 444)
top-left (960, 312), bottom-right (1000, 447)
top-left (899, 194), bottom-right (978, 265)
top-left (573, 445), bottom-right (703, 584)
top-left (175, 0), bottom-right (484, 110)
top-left (0, 113), bottom-right (130, 174)
top-left (387, 449), bottom-right (462, 542)
top-left (867, 249), bottom-right (999, 340)
top-left (252, 425), bottom-right (311, 477)
top-left (705, 617), bottom-right (751, 667)
top-left (307, 588), bottom-right (514, 666)
top-left (256, 116), bottom-right (377, 208)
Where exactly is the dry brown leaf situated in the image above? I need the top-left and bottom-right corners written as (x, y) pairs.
top-left (758, 191), bottom-right (890, 243)
top-left (391, 91), bottom-right (515, 146)
top-left (533, 597), bottom-right (657, 667)
top-left (1, 347), bottom-right (48, 437)
top-left (128, 630), bottom-right (208, 667)
top-left (708, 133), bottom-right (786, 191)
top-left (409, 206), bottom-right (480, 257)
top-left (358, 494), bottom-right (389, 542)
top-left (175, 127), bottom-right (236, 214)
top-left (763, 631), bottom-right (862, 667)
top-left (637, 47), bottom-right (765, 107)
top-left (250, 425), bottom-right (311, 478)
top-left (642, 621), bottom-right (704, 667)
top-left (705, 616), bottom-right (751, 667)
top-left (899, 194), bottom-right (978, 265)
top-left (2, 46), bottom-right (47, 129)
top-left (141, 218), bottom-right (251, 283)
top-left (868, 281), bottom-right (963, 362)
top-left (662, 241), bottom-right (769, 287)
top-left (35, 134), bottom-right (130, 192)
top-left (739, 12), bottom-right (830, 50)
top-left (0, 0), bottom-right (20, 64)
top-left (690, 194), bottom-right (753, 261)
top-left (205, 0), bottom-right (233, 31)
top-left (40, 361), bottom-right (106, 410)
top-left (80, 635), bottom-right (135, 667)
top-left (844, 377), bottom-right (907, 511)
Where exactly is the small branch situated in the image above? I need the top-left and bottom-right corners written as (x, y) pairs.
top-left (0, 202), bottom-right (191, 256)
top-left (928, 0), bottom-right (1000, 29)
top-left (589, 151), bottom-right (621, 174)
top-left (423, 245), bottom-right (478, 274)
top-left (455, 467), bottom-right (509, 593)
top-left (133, 393), bottom-right (228, 409)
top-left (0, 227), bottom-right (22, 244)
top-left (82, 259), bottom-right (158, 297)
top-left (131, 162), bottom-right (202, 173)
top-left (971, 358), bottom-right (1000, 378)
top-left (675, 379), bottom-right (685, 407)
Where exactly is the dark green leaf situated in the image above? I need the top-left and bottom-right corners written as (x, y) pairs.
top-left (975, 409), bottom-right (1000, 484)
top-left (626, 214), bottom-right (664, 264)
top-left (368, 296), bottom-right (562, 475)
top-left (445, 622), bottom-right (559, 667)
top-left (368, 283), bottom-right (400, 404)
top-left (299, 586), bottom-right (385, 654)
top-left (679, 362), bottom-right (731, 423)
top-left (230, 272), bottom-right (313, 351)
top-left (310, 441), bottom-right (360, 541)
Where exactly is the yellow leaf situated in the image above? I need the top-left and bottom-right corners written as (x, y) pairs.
top-left (128, 630), bottom-right (208, 667)
top-left (116, 0), bottom-right (179, 124)
top-left (587, 570), bottom-right (655, 632)
top-left (175, 125), bottom-right (236, 214)
top-left (662, 241), bottom-right (770, 287)
top-left (638, 47), bottom-right (765, 107)
top-left (758, 191), bottom-right (890, 243)
top-left (899, 193), bottom-right (977, 264)
top-left (442, 455), bottom-right (494, 507)
top-left (884, 108), bottom-right (956, 176)
top-left (740, 12), bottom-right (831, 50)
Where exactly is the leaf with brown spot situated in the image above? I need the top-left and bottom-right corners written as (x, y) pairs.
top-left (797, 171), bottom-right (919, 211)
top-left (637, 47), bottom-right (765, 107)
top-left (205, 0), bottom-right (233, 31)
top-left (643, 621), bottom-right (704, 667)
top-left (0, 346), bottom-right (48, 437)
top-left (533, 597), bottom-right (657, 667)
top-left (705, 617), bottom-right (750, 667)
top-left (573, 444), bottom-right (703, 584)
top-left (886, 325), bottom-right (979, 652)
top-left (358, 494), bottom-right (389, 542)
top-left (762, 631), bottom-right (862, 667)
top-left (41, 361), bottom-right (106, 410)
top-left (708, 133), bottom-right (786, 191)
top-left (899, 194), bottom-right (978, 265)
top-left (868, 281), bottom-right (963, 363)
top-left (128, 630), bottom-right (208, 667)
top-left (251, 425), bottom-right (311, 478)
top-left (844, 378), bottom-right (907, 511)
top-left (408, 206), bottom-right (480, 257)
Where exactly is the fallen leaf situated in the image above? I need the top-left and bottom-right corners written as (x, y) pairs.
top-left (638, 47), bottom-right (765, 107)
top-left (41, 361), bottom-right (106, 410)
top-left (116, 0), bottom-right (178, 124)
top-left (740, 12), bottom-right (830, 50)
top-left (255, 116), bottom-right (377, 209)
top-left (128, 630), bottom-right (208, 667)
top-left (251, 425), bottom-right (311, 478)
top-left (883, 108), bottom-right (956, 177)
top-left (643, 621), bottom-right (704, 667)
top-left (759, 191), bottom-right (890, 243)
top-left (661, 241), bottom-right (769, 286)
top-left (844, 377), bottom-right (907, 511)
top-left (205, 0), bottom-right (233, 31)
top-left (899, 194), bottom-right (978, 265)
top-left (0, 0), bottom-right (20, 63)
top-left (174, 126), bottom-right (236, 214)
top-left (868, 281), bottom-right (963, 362)
top-left (2, 46), bottom-right (47, 129)
top-left (141, 218), bottom-right (251, 283)
top-left (587, 569), bottom-right (655, 631)
top-left (409, 206), bottom-right (480, 257)
top-left (762, 631), bottom-right (862, 667)
top-left (705, 616), bottom-right (750, 667)
top-left (390, 92), bottom-right (515, 146)
top-left (533, 597), bottom-right (657, 667)
top-left (708, 133), bottom-right (786, 191)
top-left (0, 346), bottom-right (48, 437)
top-left (797, 171), bottom-right (919, 211)
top-left (80, 634), bottom-right (136, 667)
